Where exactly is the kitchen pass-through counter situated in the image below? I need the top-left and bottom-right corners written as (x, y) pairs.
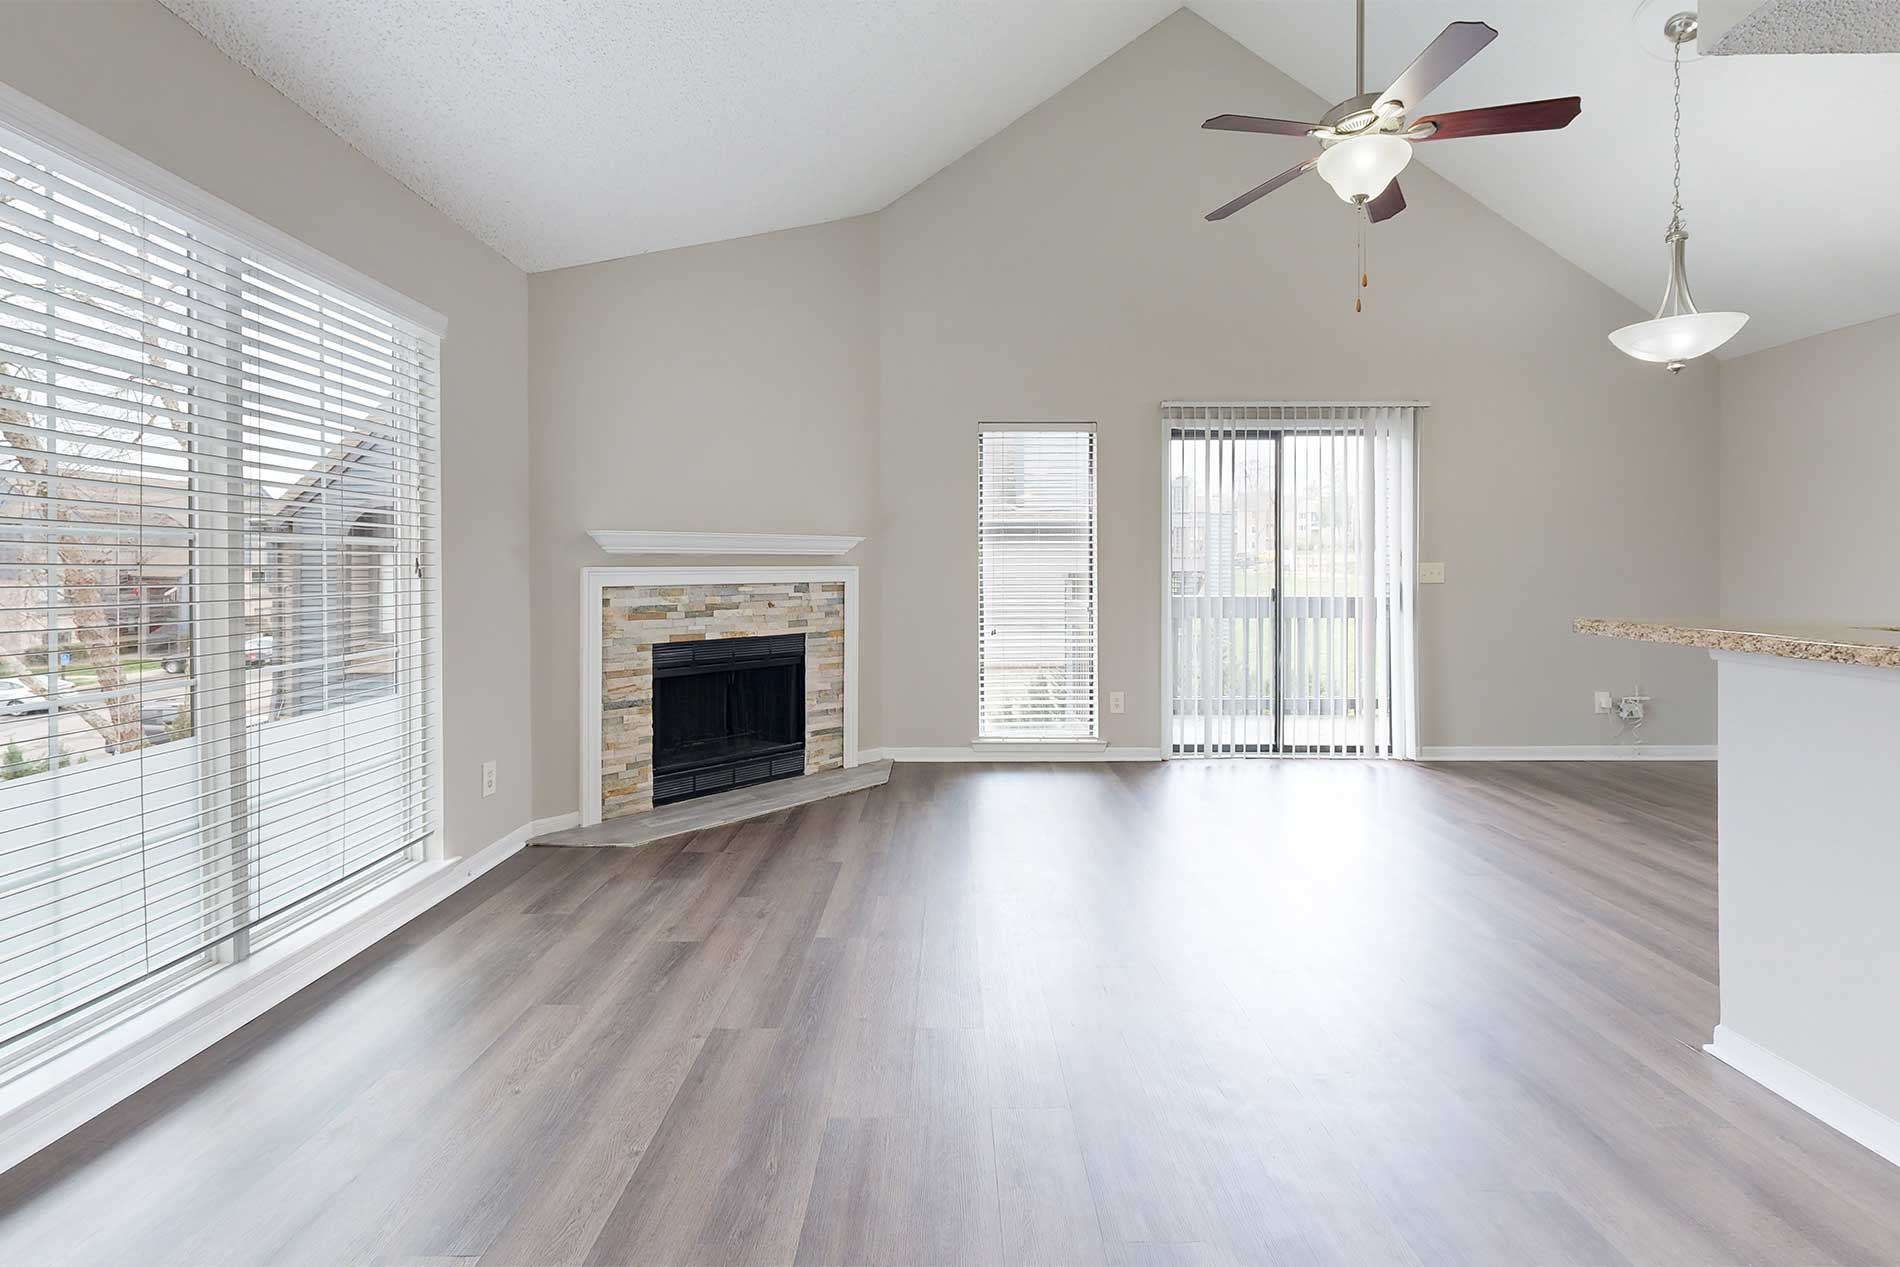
top-left (1578, 616), bottom-right (1900, 1169)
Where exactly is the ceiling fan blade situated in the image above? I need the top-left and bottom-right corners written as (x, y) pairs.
top-left (1412, 96), bottom-right (1582, 141)
top-left (1202, 114), bottom-right (1318, 137)
top-left (1374, 21), bottom-right (1497, 114)
top-left (1366, 180), bottom-right (1406, 224)
top-left (1205, 160), bottom-right (1314, 221)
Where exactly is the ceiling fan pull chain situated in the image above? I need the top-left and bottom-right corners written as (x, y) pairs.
top-left (1355, 203), bottom-right (1367, 313)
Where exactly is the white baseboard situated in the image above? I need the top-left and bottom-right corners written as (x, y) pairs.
top-left (862, 745), bottom-right (1164, 763)
top-left (529, 810), bottom-right (582, 839)
top-left (864, 744), bottom-right (1712, 764)
top-left (0, 820), bottom-right (536, 1175)
top-left (1419, 744), bottom-right (1716, 761)
top-left (1706, 1025), bottom-right (1900, 1169)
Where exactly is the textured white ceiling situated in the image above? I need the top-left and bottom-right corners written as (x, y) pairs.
top-left (159, 0), bottom-right (1900, 354)
top-left (1712, 0), bottom-right (1900, 54)
top-left (158, 0), bottom-right (1178, 272)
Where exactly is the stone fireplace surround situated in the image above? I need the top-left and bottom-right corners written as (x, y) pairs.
top-left (580, 566), bottom-right (859, 826)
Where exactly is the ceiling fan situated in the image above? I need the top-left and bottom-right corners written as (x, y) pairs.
top-left (1201, 1), bottom-right (1582, 226)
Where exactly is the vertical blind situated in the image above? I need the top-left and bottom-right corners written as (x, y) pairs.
top-left (1166, 403), bottom-right (1417, 758)
top-left (977, 425), bottom-right (1097, 740)
top-left (0, 117), bottom-right (440, 1051)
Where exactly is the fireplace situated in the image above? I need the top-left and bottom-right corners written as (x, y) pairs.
top-left (651, 632), bottom-right (807, 805)
top-left (591, 573), bottom-right (850, 823)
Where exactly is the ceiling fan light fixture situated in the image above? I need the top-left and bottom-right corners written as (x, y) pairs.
top-left (1317, 134), bottom-right (1412, 203)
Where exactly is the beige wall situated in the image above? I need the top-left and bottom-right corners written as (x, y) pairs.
top-left (1719, 314), bottom-right (1900, 618)
top-left (21, 4), bottom-right (1889, 826)
top-left (876, 10), bottom-right (1718, 753)
top-left (527, 9), bottom-right (1723, 812)
top-left (528, 219), bottom-right (880, 817)
top-left (0, 2), bottom-right (534, 851)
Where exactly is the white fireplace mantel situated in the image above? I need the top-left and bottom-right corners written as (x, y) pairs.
top-left (588, 530), bottom-right (863, 557)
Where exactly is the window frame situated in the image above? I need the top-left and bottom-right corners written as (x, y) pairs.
top-left (0, 84), bottom-right (446, 1058)
top-left (975, 422), bottom-right (1100, 743)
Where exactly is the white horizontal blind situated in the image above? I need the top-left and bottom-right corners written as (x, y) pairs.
top-left (0, 118), bottom-right (439, 1050)
top-left (977, 425), bottom-right (1097, 740)
top-left (1165, 403), bottom-right (1417, 758)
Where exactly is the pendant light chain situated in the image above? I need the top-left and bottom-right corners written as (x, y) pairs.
top-left (1607, 12), bottom-right (1748, 368)
top-left (1669, 33), bottom-right (1684, 235)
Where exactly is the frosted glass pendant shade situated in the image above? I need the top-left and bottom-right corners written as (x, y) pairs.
top-left (1610, 228), bottom-right (1748, 372)
top-left (1316, 135), bottom-right (1412, 203)
top-left (1609, 311), bottom-right (1748, 364)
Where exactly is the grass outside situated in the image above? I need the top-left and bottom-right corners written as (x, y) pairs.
top-left (61, 658), bottom-right (166, 683)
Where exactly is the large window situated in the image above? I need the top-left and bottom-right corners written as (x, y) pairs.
top-left (0, 114), bottom-right (440, 1053)
top-left (976, 425), bottom-right (1097, 740)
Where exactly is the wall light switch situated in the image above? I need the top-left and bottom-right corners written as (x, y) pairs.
top-left (481, 760), bottom-right (497, 798)
top-left (1419, 562), bottom-right (1446, 585)
top-left (1109, 691), bottom-right (1125, 715)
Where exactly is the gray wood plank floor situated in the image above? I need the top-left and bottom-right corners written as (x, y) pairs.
top-left (4, 759), bottom-right (1900, 1266)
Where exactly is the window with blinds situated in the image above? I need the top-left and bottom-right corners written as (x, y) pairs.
top-left (0, 116), bottom-right (439, 1053)
top-left (976, 425), bottom-right (1097, 740)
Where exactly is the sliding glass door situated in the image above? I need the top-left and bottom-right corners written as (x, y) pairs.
top-left (1166, 404), bottom-right (1419, 758)
top-left (1168, 426), bottom-right (1280, 752)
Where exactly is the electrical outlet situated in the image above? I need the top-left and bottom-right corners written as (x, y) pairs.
top-left (1594, 690), bottom-right (1613, 715)
top-left (1616, 695), bottom-right (1650, 722)
top-left (1109, 691), bottom-right (1125, 715)
top-left (1418, 562), bottom-right (1446, 584)
top-left (481, 760), bottom-right (496, 798)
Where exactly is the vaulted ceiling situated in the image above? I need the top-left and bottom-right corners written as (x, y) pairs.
top-left (159, 0), bottom-right (1900, 356)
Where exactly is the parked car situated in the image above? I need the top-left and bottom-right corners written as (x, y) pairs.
top-left (0, 678), bottom-right (81, 717)
top-left (102, 701), bottom-right (188, 754)
top-left (162, 636), bottom-right (276, 672)
top-left (146, 622), bottom-right (191, 675)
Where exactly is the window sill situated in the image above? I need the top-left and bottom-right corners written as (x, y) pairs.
top-left (970, 738), bottom-right (1108, 753)
top-left (0, 850), bottom-right (464, 1172)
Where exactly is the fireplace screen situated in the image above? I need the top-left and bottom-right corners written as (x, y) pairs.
top-left (651, 633), bottom-right (806, 804)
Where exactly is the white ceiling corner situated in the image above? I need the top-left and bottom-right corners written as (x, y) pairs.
top-left (159, 0), bottom-right (1900, 356)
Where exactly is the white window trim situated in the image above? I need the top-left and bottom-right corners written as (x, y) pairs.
top-left (0, 83), bottom-right (448, 889)
top-left (0, 82), bottom-right (447, 339)
top-left (0, 84), bottom-right (452, 1152)
top-left (975, 423), bottom-right (1100, 745)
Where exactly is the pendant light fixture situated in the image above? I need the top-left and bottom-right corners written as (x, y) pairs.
top-left (1610, 11), bottom-right (1747, 373)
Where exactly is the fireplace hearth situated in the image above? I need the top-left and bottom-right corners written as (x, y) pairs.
top-left (651, 632), bottom-right (806, 805)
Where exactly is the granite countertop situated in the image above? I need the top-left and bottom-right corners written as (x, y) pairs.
top-left (1574, 618), bottom-right (1900, 670)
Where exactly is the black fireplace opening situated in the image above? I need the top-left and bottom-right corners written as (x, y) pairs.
top-left (651, 633), bottom-right (806, 805)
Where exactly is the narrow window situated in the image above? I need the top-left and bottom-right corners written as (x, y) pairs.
top-left (976, 425), bottom-right (1097, 740)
